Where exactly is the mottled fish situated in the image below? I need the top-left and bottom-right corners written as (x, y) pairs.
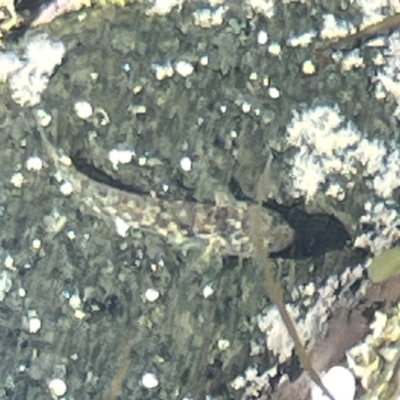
top-left (39, 130), bottom-right (294, 258)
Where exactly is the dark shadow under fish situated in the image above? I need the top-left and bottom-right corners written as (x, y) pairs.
top-left (263, 199), bottom-right (351, 260)
top-left (43, 145), bottom-right (351, 261)
top-left (228, 177), bottom-right (351, 260)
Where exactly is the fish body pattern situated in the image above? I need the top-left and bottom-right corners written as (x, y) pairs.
top-left (40, 132), bottom-right (294, 258)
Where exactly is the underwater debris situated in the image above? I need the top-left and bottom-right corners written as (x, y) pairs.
top-left (368, 247), bottom-right (400, 283)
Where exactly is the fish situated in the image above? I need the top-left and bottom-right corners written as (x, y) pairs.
top-left (38, 129), bottom-right (295, 259)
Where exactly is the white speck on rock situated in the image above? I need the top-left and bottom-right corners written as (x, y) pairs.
top-left (141, 372), bottom-right (159, 389)
top-left (268, 87), bottom-right (280, 99)
top-left (115, 217), bottom-right (130, 237)
top-left (311, 366), bottom-right (355, 400)
top-left (175, 61), bottom-right (194, 77)
top-left (200, 55), bottom-right (209, 66)
top-left (325, 182), bottom-right (345, 201)
top-left (60, 181), bottom-right (73, 196)
top-left (69, 293), bottom-right (82, 310)
top-left (10, 172), bottom-right (24, 188)
top-left (257, 30), bottom-right (268, 45)
top-left (4, 255), bottom-right (14, 269)
top-left (26, 156), bottom-right (44, 171)
top-left (230, 375), bottom-right (246, 390)
top-left (108, 149), bottom-right (135, 169)
top-left (48, 378), bottom-right (67, 397)
top-left (242, 101), bottom-right (251, 113)
top-left (29, 316), bottom-right (42, 333)
top-left (302, 60), bottom-right (316, 75)
top-left (32, 239), bottom-right (41, 250)
top-left (341, 49), bottom-right (365, 71)
top-left (246, 0), bottom-right (275, 19)
top-left (144, 288), bottom-right (160, 302)
top-left (180, 156), bottom-right (192, 172)
top-left (192, 6), bottom-right (226, 28)
top-left (320, 14), bottom-right (354, 40)
top-left (218, 339), bottom-right (230, 350)
top-left (74, 309), bottom-right (86, 319)
top-left (129, 104), bottom-right (146, 115)
top-left (287, 30), bottom-right (317, 47)
top-left (202, 283), bottom-right (214, 298)
top-left (138, 156), bottom-right (147, 166)
top-left (268, 42), bottom-right (281, 56)
top-left (0, 270), bottom-right (12, 301)
top-left (35, 108), bottom-right (52, 127)
top-left (147, 0), bottom-right (184, 16)
top-left (151, 62), bottom-right (174, 81)
top-left (74, 100), bottom-right (93, 120)
top-left (249, 72), bottom-right (258, 81)
top-left (67, 230), bottom-right (76, 240)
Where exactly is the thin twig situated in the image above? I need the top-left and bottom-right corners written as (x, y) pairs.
top-left (249, 170), bottom-right (335, 400)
